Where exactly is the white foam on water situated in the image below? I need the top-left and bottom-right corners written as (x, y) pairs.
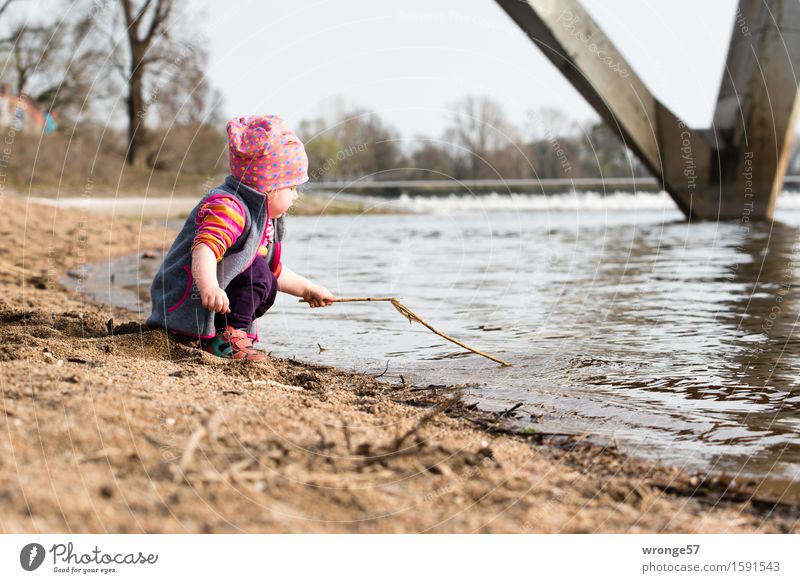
top-left (389, 190), bottom-right (674, 213)
top-left (384, 189), bottom-right (800, 214)
top-left (28, 190), bottom-right (800, 217)
top-left (775, 191), bottom-right (800, 210)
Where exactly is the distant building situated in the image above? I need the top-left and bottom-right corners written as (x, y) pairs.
top-left (0, 84), bottom-right (57, 135)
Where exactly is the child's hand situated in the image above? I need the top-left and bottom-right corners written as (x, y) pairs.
top-left (199, 285), bottom-right (230, 314)
top-left (304, 284), bottom-right (336, 308)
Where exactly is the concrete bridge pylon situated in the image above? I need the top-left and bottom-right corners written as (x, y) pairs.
top-left (495, 0), bottom-right (800, 221)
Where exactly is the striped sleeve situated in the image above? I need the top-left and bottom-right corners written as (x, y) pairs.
top-left (191, 195), bottom-right (246, 261)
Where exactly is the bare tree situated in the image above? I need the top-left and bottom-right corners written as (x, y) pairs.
top-left (0, 10), bottom-right (115, 125)
top-left (335, 109), bottom-right (403, 179)
top-left (300, 104), bottom-right (406, 181)
top-left (444, 96), bottom-right (511, 179)
top-left (0, 0), bottom-right (21, 82)
top-left (106, 0), bottom-right (175, 166)
top-left (148, 46), bottom-right (222, 127)
top-left (521, 107), bottom-right (578, 179)
top-left (525, 107), bottom-right (574, 143)
top-left (35, 15), bottom-right (114, 123)
top-left (5, 23), bottom-right (49, 94)
top-left (88, 0), bottom-right (223, 166)
top-left (408, 139), bottom-right (455, 179)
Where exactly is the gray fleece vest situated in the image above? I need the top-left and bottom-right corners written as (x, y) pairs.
top-left (146, 175), bottom-right (284, 339)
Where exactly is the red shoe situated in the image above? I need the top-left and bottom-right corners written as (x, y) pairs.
top-left (204, 326), bottom-right (267, 362)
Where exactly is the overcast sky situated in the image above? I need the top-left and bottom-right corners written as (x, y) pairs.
top-left (196, 0), bottom-right (737, 140)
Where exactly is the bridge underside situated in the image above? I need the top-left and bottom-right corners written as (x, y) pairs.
top-left (496, 0), bottom-right (800, 221)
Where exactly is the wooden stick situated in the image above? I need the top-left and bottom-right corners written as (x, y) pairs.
top-left (0, 260), bottom-right (35, 276)
top-left (173, 411), bottom-right (222, 482)
top-left (321, 297), bottom-right (397, 303)
top-left (299, 297), bottom-right (396, 304)
top-left (299, 296), bottom-right (512, 367)
top-left (389, 299), bottom-right (512, 367)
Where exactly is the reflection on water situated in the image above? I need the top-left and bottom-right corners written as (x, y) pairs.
top-left (72, 206), bottom-right (800, 483)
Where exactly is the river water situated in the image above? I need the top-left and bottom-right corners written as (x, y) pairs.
top-left (70, 191), bottom-right (800, 484)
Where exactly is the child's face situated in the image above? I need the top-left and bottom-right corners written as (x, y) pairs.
top-left (267, 186), bottom-right (298, 217)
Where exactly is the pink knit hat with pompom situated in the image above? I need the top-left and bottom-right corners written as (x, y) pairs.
top-left (227, 115), bottom-right (309, 193)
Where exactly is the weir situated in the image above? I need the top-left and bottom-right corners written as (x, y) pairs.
top-left (495, 0), bottom-right (800, 221)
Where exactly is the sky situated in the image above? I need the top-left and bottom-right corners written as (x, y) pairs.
top-left (197, 0), bottom-right (738, 140)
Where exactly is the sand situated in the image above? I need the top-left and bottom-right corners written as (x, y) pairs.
top-left (0, 194), bottom-right (797, 533)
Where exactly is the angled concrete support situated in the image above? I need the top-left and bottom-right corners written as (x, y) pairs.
top-left (712, 0), bottom-right (800, 220)
top-left (496, 0), bottom-right (800, 220)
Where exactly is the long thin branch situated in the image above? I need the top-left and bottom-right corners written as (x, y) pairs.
top-left (120, 0), bottom-right (135, 30)
top-left (325, 297), bottom-right (396, 303)
top-left (145, 0), bottom-right (171, 43)
top-left (0, 0), bottom-right (18, 18)
top-left (134, 0), bottom-right (155, 28)
top-left (299, 296), bottom-right (512, 367)
top-left (389, 299), bottom-right (512, 367)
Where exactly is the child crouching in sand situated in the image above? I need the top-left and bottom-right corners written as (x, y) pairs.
top-left (147, 115), bottom-right (336, 361)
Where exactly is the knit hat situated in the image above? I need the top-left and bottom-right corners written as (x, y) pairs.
top-left (227, 115), bottom-right (309, 193)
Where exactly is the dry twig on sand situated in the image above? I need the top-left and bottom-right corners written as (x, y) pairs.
top-left (173, 411), bottom-right (223, 482)
top-left (358, 394), bottom-right (464, 470)
top-left (0, 260), bottom-right (35, 277)
top-left (300, 297), bottom-right (512, 367)
top-left (392, 394), bottom-right (463, 452)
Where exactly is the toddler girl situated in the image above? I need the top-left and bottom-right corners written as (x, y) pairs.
top-left (147, 115), bottom-right (335, 361)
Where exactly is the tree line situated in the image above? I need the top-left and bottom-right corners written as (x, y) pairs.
top-left (299, 96), bottom-right (649, 183)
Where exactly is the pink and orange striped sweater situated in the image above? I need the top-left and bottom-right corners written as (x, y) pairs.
top-left (191, 194), bottom-right (282, 277)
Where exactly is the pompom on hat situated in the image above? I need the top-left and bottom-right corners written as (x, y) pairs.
top-left (227, 115), bottom-right (309, 193)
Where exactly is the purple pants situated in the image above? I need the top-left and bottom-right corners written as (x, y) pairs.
top-left (215, 255), bottom-right (278, 332)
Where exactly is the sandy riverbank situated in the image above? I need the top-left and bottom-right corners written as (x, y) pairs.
top-left (0, 194), bottom-right (797, 533)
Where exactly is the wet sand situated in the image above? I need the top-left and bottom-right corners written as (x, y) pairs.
top-left (0, 194), bottom-right (797, 533)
